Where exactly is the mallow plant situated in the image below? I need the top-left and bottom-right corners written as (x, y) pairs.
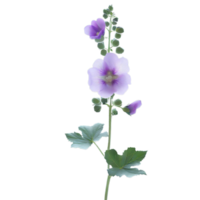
top-left (65, 5), bottom-right (147, 200)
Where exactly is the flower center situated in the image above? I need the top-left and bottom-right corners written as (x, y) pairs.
top-left (96, 32), bottom-right (99, 35)
top-left (104, 71), bottom-right (118, 84)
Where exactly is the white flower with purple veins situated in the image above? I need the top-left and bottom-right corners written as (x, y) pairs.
top-left (84, 17), bottom-right (106, 40)
top-left (88, 53), bottom-right (131, 98)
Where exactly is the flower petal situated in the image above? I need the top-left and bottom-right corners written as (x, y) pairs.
top-left (84, 25), bottom-right (91, 36)
top-left (115, 57), bottom-right (130, 75)
top-left (88, 68), bottom-right (104, 92)
top-left (113, 74), bottom-right (131, 95)
top-left (128, 100), bottom-right (142, 115)
top-left (91, 20), bottom-right (101, 32)
top-left (96, 18), bottom-right (105, 30)
top-left (104, 53), bottom-right (119, 71)
top-left (98, 83), bottom-right (117, 98)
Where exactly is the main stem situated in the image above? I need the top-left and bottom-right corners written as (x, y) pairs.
top-left (102, 97), bottom-right (113, 200)
top-left (102, 16), bottom-right (114, 200)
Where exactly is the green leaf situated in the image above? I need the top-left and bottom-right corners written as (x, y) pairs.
top-left (105, 148), bottom-right (147, 177)
top-left (66, 123), bottom-right (108, 149)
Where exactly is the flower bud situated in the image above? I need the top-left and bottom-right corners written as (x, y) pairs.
top-left (114, 99), bottom-right (122, 107)
top-left (112, 39), bottom-right (119, 47)
top-left (108, 5), bottom-right (113, 11)
top-left (101, 49), bottom-right (107, 56)
top-left (103, 14), bottom-right (108, 19)
top-left (112, 21), bottom-right (117, 25)
top-left (101, 98), bottom-right (108, 104)
top-left (122, 107), bottom-right (130, 114)
top-left (112, 108), bottom-right (118, 115)
top-left (98, 43), bottom-right (105, 49)
top-left (94, 105), bottom-right (101, 112)
top-left (115, 33), bottom-right (121, 39)
top-left (92, 98), bottom-right (101, 105)
top-left (116, 47), bottom-right (124, 54)
top-left (113, 17), bottom-right (118, 22)
top-left (112, 26), bottom-right (116, 31)
top-left (105, 22), bottom-right (110, 27)
top-left (116, 27), bottom-right (124, 33)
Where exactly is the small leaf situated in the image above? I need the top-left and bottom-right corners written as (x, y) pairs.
top-left (65, 123), bottom-right (108, 150)
top-left (95, 35), bottom-right (104, 43)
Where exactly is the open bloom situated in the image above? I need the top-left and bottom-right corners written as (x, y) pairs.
top-left (124, 100), bottom-right (142, 115)
top-left (84, 18), bottom-right (105, 39)
top-left (88, 53), bottom-right (131, 98)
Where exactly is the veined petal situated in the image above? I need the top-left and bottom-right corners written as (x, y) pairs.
top-left (96, 18), bottom-right (105, 30)
top-left (84, 25), bottom-right (91, 36)
top-left (104, 53), bottom-right (119, 71)
top-left (91, 20), bottom-right (101, 32)
top-left (98, 83), bottom-right (117, 98)
top-left (113, 74), bottom-right (131, 95)
top-left (88, 68), bottom-right (104, 92)
top-left (115, 57), bottom-right (130, 75)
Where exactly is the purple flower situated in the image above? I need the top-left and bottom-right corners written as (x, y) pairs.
top-left (88, 53), bottom-right (131, 98)
top-left (84, 18), bottom-right (106, 39)
top-left (124, 100), bottom-right (142, 115)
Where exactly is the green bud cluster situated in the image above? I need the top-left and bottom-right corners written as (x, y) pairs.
top-left (93, 5), bottom-right (125, 59)
top-left (92, 98), bottom-right (102, 113)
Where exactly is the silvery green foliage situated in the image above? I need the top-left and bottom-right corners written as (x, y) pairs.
top-left (105, 148), bottom-right (147, 177)
top-left (66, 123), bottom-right (108, 149)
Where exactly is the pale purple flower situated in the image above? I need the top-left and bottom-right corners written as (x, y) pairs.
top-left (124, 100), bottom-right (142, 115)
top-left (88, 53), bottom-right (131, 98)
top-left (84, 18), bottom-right (105, 39)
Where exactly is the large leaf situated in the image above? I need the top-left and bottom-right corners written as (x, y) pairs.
top-left (65, 123), bottom-right (108, 150)
top-left (105, 148), bottom-right (147, 178)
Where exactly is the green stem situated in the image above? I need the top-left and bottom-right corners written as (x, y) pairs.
top-left (108, 14), bottom-right (113, 53)
top-left (93, 142), bottom-right (104, 158)
top-left (102, 16), bottom-right (115, 200)
top-left (102, 96), bottom-right (113, 200)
